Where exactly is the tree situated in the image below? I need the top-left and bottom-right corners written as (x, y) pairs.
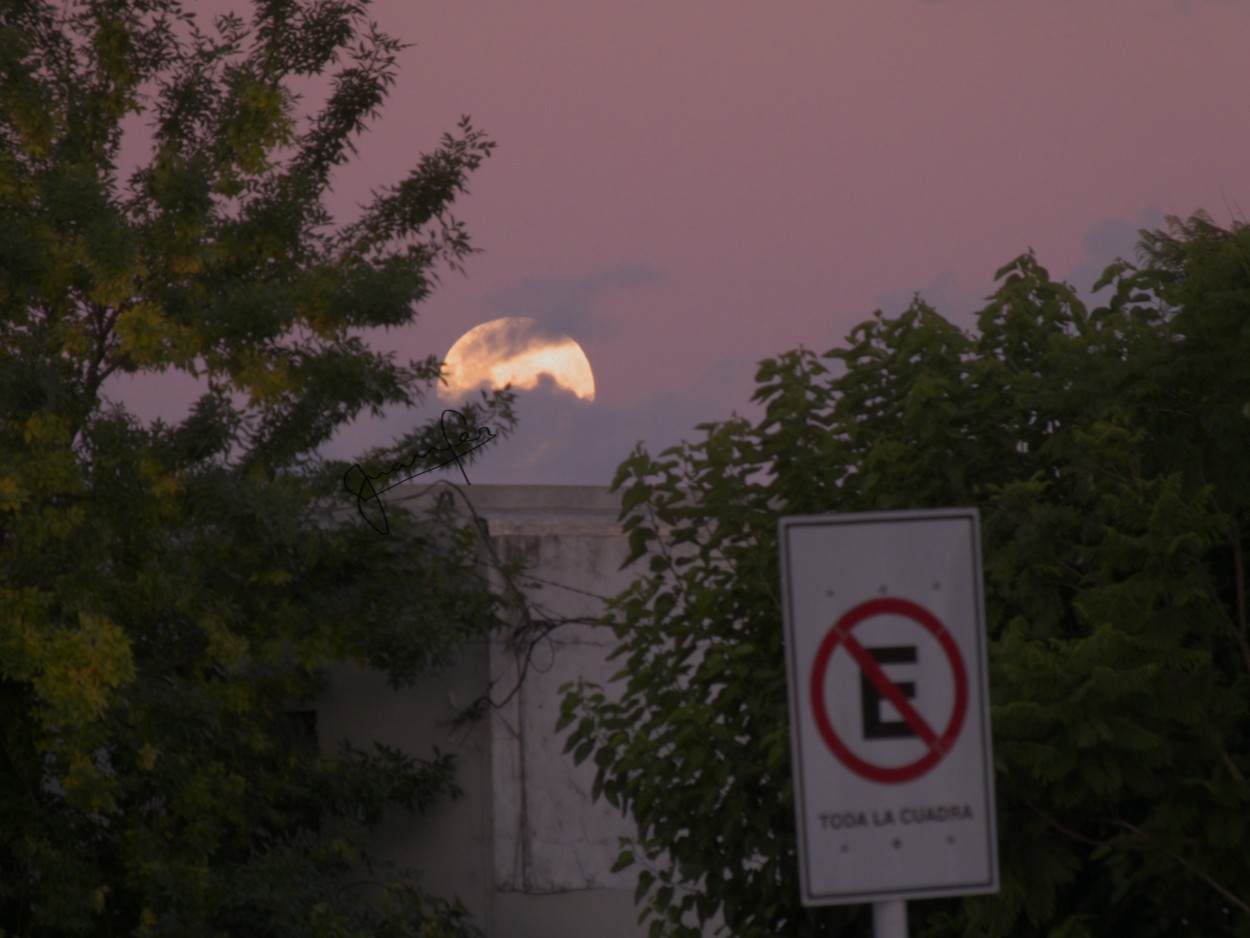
top-left (1, 1), bottom-right (514, 934)
top-left (560, 213), bottom-right (1250, 937)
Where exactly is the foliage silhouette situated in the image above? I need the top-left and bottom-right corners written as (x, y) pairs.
top-left (1, 1), bottom-right (513, 934)
top-left (561, 213), bottom-right (1250, 937)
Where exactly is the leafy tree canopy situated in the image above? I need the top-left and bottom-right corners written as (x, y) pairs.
top-left (1, 1), bottom-right (514, 934)
top-left (561, 213), bottom-right (1250, 938)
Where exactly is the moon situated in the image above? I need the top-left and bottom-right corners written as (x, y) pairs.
top-left (439, 317), bottom-right (596, 402)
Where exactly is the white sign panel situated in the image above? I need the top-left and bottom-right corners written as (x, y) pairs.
top-left (779, 508), bottom-right (998, 905)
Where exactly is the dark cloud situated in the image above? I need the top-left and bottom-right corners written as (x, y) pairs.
top-left (861, 206), bottom-right (1169, 340)
top-left (480, 263), bottom-right (667, 343)
top-left (1065, 205), bottom-right (1165, 302)
top-left (871, 269), bottom-right (989, 335)
top-left (451, 315), bottom-right (551, 362)
top-left (416, 355), bottom-right (763, 486)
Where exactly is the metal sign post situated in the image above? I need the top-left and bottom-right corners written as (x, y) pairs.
top-left (779, 508), bottom-right (998, 924)
top-left (873, 900), bottom-right (907, 938)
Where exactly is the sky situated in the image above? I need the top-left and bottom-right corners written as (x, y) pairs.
top-left (117, 0), bottom-right (1250, 487)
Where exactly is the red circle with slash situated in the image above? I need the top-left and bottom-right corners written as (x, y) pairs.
top-left (809, 597), bottom-right (967, 783)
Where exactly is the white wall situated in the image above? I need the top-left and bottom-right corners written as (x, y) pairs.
top-left (319, 484), bottom-right (670, 938)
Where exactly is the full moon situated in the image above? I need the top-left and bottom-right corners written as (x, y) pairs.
top-left (439, 317), bottom-right (596, 402)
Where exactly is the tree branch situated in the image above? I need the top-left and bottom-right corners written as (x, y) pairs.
top-left (1219, 748), bottom-right (1245, 784)
top-left (1112, 819), bottom-right (1250, 917)
top-left (1026, 801), bottom-right (1118, 848)
top-left (1210, 494), bottom-right (1250, 676)
top-left (1230, 523), bottom-right (1250, 676)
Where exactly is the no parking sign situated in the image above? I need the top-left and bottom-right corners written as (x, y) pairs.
top-left (779, 508), bottom-right (998, 906)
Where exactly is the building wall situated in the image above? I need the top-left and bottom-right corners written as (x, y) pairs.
top-left (318, 484), bottom-right (669, 938)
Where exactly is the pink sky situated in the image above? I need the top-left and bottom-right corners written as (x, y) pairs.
top-left (117, 1), bottom-right (1250, 485)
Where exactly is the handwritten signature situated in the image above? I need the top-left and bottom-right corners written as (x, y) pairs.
top-left (343, 409), bottom-right (497, 535)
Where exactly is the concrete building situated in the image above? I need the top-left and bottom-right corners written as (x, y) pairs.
top-left (317, 484), bottom-right (658, 938)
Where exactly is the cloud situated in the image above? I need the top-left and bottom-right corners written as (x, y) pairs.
top-left (480, 263), bottom-right (667, 343)
top-left (1065, 205), bottom-right (1166, 302)
top-left (458, 315), bottom-right (552, 359)
top-left (860, 206), bottom-right (1170, 338)
top-left (325, 265), bottom-right (669, 474)
top-left (870, 269), bottom-right (989, 335)
top-left (426, 355), bottom-right (763, 486)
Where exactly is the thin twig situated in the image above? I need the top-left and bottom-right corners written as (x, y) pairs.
top-left (1210, 494), bottom-right (1250, 676)
top-left (1113, 819), bottom-right (1250, 917)
top-left (1026, 801), bottom-right (1115, 848)
top-left (1219, 749), bottom-right (1245, 784)
top-left (1230, 524), bottom-right (1250, 676)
